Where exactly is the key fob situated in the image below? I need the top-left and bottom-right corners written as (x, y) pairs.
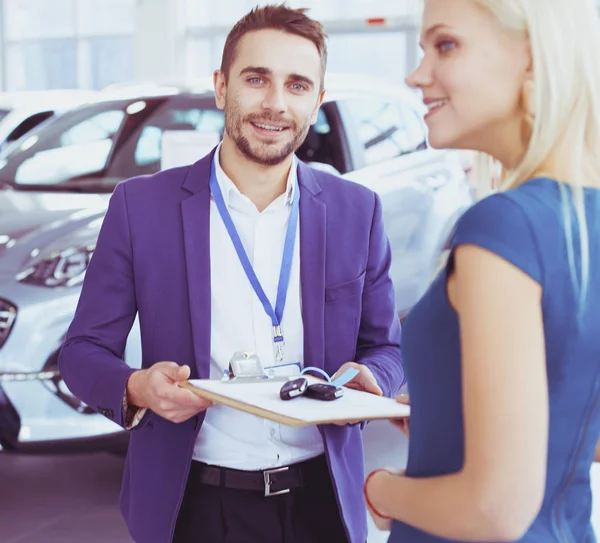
top-left (280, 377), bottom-right (308, 401)
top-left (304, 383), bottom-right (344, 401)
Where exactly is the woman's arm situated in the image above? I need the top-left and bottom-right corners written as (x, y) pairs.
top-left (366, 244), bottom-right (547, 542)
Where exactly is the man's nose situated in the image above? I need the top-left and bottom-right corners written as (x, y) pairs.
top-left (261, 85), bottom-right (288, 113)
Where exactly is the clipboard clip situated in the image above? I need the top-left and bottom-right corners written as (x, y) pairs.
top-left (222, 351), bottom-right (291, 384)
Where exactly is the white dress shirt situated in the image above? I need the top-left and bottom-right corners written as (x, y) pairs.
top-left (192, 144), bottom-right (325, 469)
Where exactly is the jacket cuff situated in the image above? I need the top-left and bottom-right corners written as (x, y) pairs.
top-left (122, 389), bottom-right (149, 430)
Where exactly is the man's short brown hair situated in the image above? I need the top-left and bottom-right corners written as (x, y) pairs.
top-left (220, 4), bottom-right (328, 89)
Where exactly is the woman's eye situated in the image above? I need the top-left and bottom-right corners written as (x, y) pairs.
top-left (436, 40), bottom-right (456, 53)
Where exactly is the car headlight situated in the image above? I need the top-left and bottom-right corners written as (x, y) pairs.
top-left (16, 245), bottom-right (95, 287)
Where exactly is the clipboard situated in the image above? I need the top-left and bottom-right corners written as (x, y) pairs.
top-left (180, 376), bottom-right (410, 427)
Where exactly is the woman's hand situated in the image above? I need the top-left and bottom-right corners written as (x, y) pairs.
top-left (367, 499), bottom-right (393, 531)
top-left (365, 468), bottom-right (406, 531)
top-left (390, 393), bottom-right (410, 437)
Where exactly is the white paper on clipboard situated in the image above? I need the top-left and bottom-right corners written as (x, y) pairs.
top-left (182, 376), bottom-right (410, 427)
top-left (160, 130), bottom-right (220, 170)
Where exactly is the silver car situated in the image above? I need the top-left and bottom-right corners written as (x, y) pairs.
top-left (0, 90), bottom-right (98, 154)
top-left (0, 77), bottom-right (473, 452)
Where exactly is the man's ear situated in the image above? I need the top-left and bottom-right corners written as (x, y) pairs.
top-left (310, 89), bottom-right (326, 125)
top-left (214, 70), bottom-right (227, 111)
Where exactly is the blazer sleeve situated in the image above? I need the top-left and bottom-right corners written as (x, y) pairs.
top-left (355, 192), bottom-right (405, 398)
top-left (58, 181), bottom-right (149, 430)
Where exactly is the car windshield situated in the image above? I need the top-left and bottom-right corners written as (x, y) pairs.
top-left (0, 94), bottom-right (225, 193)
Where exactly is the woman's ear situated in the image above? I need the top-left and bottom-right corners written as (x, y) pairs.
top-left (521, 78), bottom-right (535, 124)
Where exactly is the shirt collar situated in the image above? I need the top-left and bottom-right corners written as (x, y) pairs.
top-left (213, 142), bottom-right (297, 209)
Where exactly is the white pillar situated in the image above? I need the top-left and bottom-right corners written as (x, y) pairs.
top-left (132, 0), bottom-right (185, 82)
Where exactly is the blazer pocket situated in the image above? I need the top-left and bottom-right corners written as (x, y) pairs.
top-left (325, 272), bottom-right (366, 303)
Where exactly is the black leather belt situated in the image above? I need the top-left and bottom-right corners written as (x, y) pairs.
top-left (190, 455), bottom-right (326, 497)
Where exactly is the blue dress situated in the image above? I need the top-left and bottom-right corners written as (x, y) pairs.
top-left (389, 178), bottom-right (600, 543)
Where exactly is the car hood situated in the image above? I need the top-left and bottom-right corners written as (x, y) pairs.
top-left (0, 190), bottom-right (109, 275)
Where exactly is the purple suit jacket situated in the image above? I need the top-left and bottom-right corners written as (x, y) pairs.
top-left (59, 150), bottom-right (403, 543)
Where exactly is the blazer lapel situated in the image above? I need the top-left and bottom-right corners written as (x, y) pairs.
top-left (181, 152), bottom-right (216, 379)
top-left (298, 163), bottom-right (326, 370)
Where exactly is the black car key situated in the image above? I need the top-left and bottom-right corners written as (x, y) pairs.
top-left (280, 377), bottom-right (308, 400)
top-left (304, 383), bottom-right (344, 401)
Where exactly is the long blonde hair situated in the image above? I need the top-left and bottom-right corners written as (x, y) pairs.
top-left (475, 0), bottom-right (600, 305)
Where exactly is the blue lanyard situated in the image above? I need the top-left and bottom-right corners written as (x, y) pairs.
top-left (209, 159), bottom-right (300, 362)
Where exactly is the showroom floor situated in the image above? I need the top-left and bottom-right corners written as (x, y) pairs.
top-left (0, 452), bottom-right (131, 543)
top-left (3, 433), bottom-right (600, 543)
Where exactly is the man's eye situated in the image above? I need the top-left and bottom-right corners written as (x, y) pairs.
top-left (290, 83), bottom-right (307, 92)
top-left (248, 77), bottom-right (264, 84)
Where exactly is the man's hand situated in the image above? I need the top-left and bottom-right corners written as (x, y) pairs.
top-left (333, 361), bottom-right (383, 395)
top-left (390, 393), bottom-right (410, 437)
top-left (126, 362), bottom-right (212, 424)
top-left (332, 362), bottom-right (382, 426)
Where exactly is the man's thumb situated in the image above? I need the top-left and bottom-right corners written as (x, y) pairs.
top-left (175, 365), bottom-right (191, 382)
top-left (162, 363), bottom-right (190, 382)
top-left (359, 373), bottom-right (383, 396)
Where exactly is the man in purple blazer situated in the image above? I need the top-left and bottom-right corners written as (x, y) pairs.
top-left (59, 5), bottom-right (403, 543)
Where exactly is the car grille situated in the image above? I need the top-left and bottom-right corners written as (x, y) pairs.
top-left (0, 299), bottom-right (17, 349)
top-left (24, 258), bottom-right (59, 285)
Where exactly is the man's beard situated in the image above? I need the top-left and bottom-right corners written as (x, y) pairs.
top-left (224, 99), bottom-right (312, 166)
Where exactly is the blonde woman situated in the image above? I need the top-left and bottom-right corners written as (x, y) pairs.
top-left (363, 0), bottom-right (600, 541)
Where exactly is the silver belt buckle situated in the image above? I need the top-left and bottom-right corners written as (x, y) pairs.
top-left (263, 466), bottom-right (290, 497)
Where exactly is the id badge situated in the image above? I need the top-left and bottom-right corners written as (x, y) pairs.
top-left (223, 352), bottom-right (290, 383)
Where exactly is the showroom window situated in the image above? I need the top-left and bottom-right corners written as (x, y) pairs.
top-left (6, 39), bottom-right (78, 90)
top-left (183, 0), bottom-right (412, 26)
top-left (327, 32), bottom-right (408, 85)
top-left (3, 0), bottom-right (135, 90)
top-left (4, 0), bottom-right (77, 41)
top-left (87, 36), bottom-right (134, 90)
